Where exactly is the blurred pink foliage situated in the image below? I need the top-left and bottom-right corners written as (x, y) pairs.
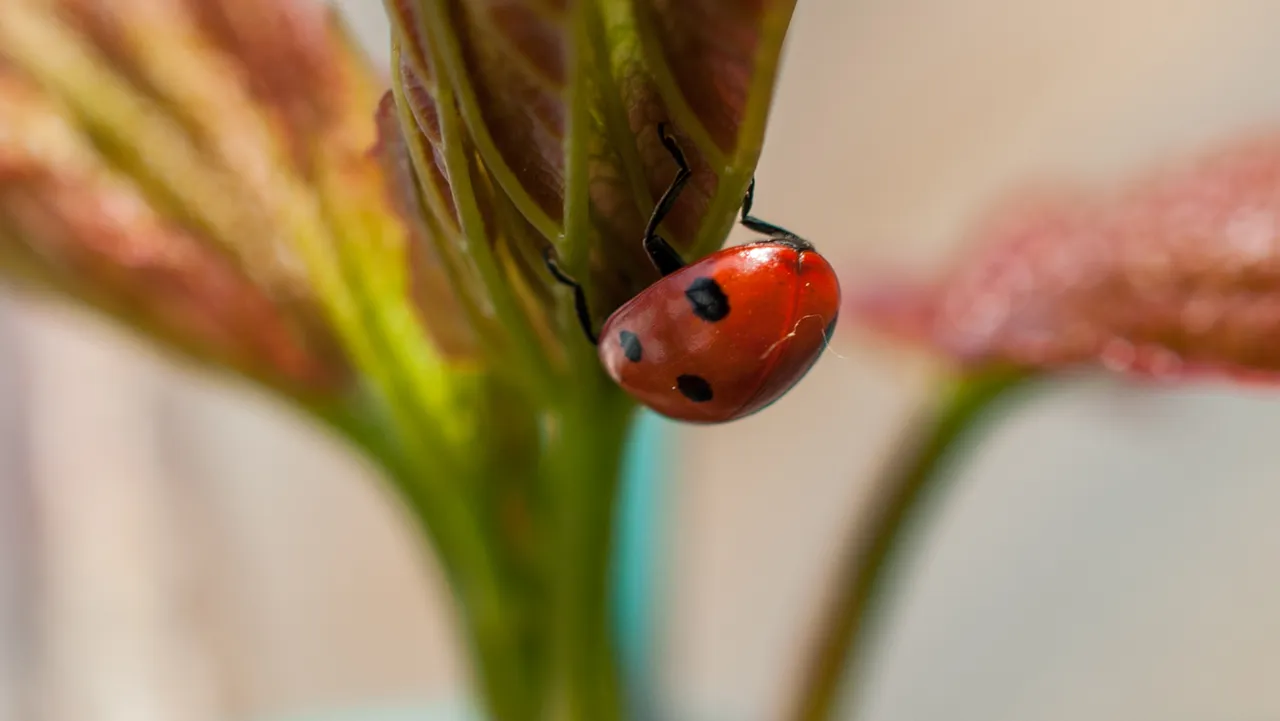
top-left (0, 0), bottom-right (399, 398)
top-left (848, 133), bottom-right (1280, 384)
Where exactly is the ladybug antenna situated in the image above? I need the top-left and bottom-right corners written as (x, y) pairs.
top-left (543, 247), bottom-right (599, 345)
top-left (642, 123), bottom-right (691, 276)
top-left (740, 177), bottom-right (815, 252)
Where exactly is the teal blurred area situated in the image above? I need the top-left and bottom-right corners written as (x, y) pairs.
top-left (613, 410), bottom-right (675, 718)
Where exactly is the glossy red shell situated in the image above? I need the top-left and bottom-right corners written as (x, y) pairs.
top-left (598, 241), bottom-right (841, 423)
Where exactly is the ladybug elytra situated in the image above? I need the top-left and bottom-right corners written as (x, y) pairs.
top-left (546, 124), bottom-right (841, 423)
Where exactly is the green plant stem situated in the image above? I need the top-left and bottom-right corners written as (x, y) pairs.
top-left (788, 368), bottom-right (1033, 721)
top-left (546, 390), bottom-right (635, 721)
top-left (320, 396), bottom-right (536, 721)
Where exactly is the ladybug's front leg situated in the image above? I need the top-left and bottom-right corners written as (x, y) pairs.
top-left (642, 123), bottom-right (691, 277)
top-left (738, 178), bottom-right (811, 250)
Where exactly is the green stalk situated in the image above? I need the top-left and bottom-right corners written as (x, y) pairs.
top-left (544, 5), bottom-right (636, 716)
top-left (320, 395), bottom-right (537, 721)
top-left (306, 154), bottom-right (536, 719)
top-left (788, 368), bottom-right (1033, 721)
top-left (545, 389), bottom-right (636, 721)
top-left (401, 459), bottom-right (535, 721)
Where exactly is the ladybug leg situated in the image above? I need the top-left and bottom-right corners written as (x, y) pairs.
top-left (740, 178), bottom-right (814, 251)
top-left (739, 177), bottom-right (795, 237)
top-left (642, 123), bottom-right (691, 276)
top-left (542, 247), bottom-right (599, 345)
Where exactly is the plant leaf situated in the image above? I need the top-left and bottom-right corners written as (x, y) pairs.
top-left (0, 0), bottom-right (473, 403)
top-left (373, 92), bottom-right (480, 359)
top-left (0, 61), bottom-right (346, 396)
top-left (605, 0), bottom-right (798, 246)
top-left (388, 0), bottom-right (800, 324)
top-left (848, 132), bottom-right (1280, 384)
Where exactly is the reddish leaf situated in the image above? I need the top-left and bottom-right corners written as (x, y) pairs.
top-left (848, 133), bottom-right (1280, 383)
top-left (372, 92), bottom-right (477, 358)
top-left (0, 67), bottom-right (346, 395)
top-left (387, 0), bottom-right (800, 323)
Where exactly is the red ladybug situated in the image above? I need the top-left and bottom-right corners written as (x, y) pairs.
top-left (546, 124), bottom-right (841, 423)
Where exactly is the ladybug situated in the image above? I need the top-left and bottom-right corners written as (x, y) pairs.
top-left (545, 124), bottom-right (841, 423)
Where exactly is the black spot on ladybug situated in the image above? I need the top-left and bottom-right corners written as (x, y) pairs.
top-left (824, 314), bottom-right (839, 341)
top-left (676, 374), bottom-right (714, 403)
top-left (685, 277), bottom-right (730, 322)
top-left (618, 330), bottom-right (643, 362)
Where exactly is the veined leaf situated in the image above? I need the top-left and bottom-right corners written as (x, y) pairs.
top-left (373, 92), bottom-right (479, 359)
top-left (388, 0), bottom-right (799, 334)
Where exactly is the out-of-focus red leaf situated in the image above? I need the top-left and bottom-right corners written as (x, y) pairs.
top-left (0, 0), bottom-right (339, 305)
top-left (54, 0), bottom-right (380, 173)
top-left (0, 0), bottom-right (484, 398)
top-left (0, 67), bottom-right (346, 395)
top-left (848, 133), bottom-right (1280, 383)
top-left (182, 0), bottom-right (353, 134)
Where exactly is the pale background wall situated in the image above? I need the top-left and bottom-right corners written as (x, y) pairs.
top-left (4, 2), bottom-right (1280, 720)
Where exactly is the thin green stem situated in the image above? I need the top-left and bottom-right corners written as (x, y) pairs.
top-left (545, 390), bottom-right (635, 721)
top-left (788, 368), bottom-right (1034, 721)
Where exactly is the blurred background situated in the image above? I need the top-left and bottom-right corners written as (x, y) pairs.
top-left (5, 1), bottom-right (1280, 720)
